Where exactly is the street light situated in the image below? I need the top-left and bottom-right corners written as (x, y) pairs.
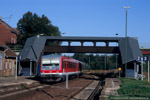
top-left (122, 6), bottom-right (130, 37)
top-left (122, 6), bottom-right (130, 77)
top-left (61, 32), bottom-right (66, 35)
top-left (37, 34), bottom-right (44, 38)
top-left (115, 33), bottom-right (118, 37)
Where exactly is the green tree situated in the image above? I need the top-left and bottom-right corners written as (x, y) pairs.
top-left (72, 53), bottom-right (118, 70)
top-left (17, 11), bottom-right (61, 45)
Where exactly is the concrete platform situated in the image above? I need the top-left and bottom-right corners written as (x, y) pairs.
top-left (100, 78), bottom-right (122, 99)
top-left (0, 76), bottom-right (40, 95)
top-left (71, 80), bottom-right (99, 100)
top-left (0, 76), bottom-right (38, 87)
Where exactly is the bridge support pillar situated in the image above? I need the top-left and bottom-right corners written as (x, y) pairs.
top-left (81, 41), bottom-right (84, 46)
top-left (93, 41), bottom-right (96, 47)
top-left (68, 41), bottom-right (71, 46)
top-left (56, 41), bottom-right (59, 46)
top-left (105, 42), bottom-right (109, 47)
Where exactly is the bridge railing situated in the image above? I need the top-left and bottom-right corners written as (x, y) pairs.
top-left (139, 43), bottom-right (150, 49)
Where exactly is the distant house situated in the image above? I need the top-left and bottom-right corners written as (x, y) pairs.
top-left (0, 18), bottom-right (18, 46)
top-left (0, 18), bottom-right (18, 76)
top-left (0, 45), bottom-right (17, 76)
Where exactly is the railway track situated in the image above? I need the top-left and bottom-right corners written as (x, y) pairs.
top-left (0, 74), bottom-right (99, 100)
top-left (66, 77), bottom-right (94, 100)
top-left (0, 80), bottom-right (64, 99)
top-left (0, 84), bottom-right (49, 98)
top-left (87, 81), bottom-right (100, 100)
top-left (69, 74), bottom-right (102, 100)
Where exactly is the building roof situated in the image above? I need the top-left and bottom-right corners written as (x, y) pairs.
top-left (0, 19), bottom-right (19, 46)
top-left (19, 36), bottom-right (142, 64)
top-left (119, 37), bottom-right (143, 64)
top-left (0, 45), bottom-right (17, 57)
top-left (0, 19), bottom-right (18, 34)
top-left (19, 36), bottom-right (46, 61)
top-left (5, 47), bottom-right (17, 57)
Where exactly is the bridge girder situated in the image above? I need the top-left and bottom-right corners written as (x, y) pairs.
top-left (44, 46), bottom-right (119, 53)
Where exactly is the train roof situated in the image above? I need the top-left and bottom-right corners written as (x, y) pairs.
top-left (42, 54), bottom-right (80, 63)
top-left (42, 54), bottom-right (61, 58)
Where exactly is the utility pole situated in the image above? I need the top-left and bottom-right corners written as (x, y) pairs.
top-left (105, 55), bottom-right (107, 70)
top-left (122, 6), bottom-right (130, 77)
top-left (15, 57), bottom-right (17, 80)
top-left (115, 33), bottom-right (118, 69)
top-left (89, 55), bottom-right (90, 70)
top-left (148, 60), bottom-right (149, 82)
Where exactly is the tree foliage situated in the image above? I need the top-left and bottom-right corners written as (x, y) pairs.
top-left (72, 53), bottom-right (118, 70)
top-left (17, 11), bottom-right (61, 45)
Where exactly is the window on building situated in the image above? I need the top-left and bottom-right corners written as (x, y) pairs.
top-left (0, 54), bottom-right (2, 70)
top-left (9, 61), bottom-right (11, 69)
top-left (14, 39), bottom-right (16, 44)
top-left (12, 61), bottom-right (14, 69)
top-left (12, 61), bottom-right (14, 75)
top-left (5, 62), bottom-right (7, 70)
top-left (11, 38), bottom-right (14, 44)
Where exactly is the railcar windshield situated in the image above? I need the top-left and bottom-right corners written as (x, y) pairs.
top-left (42, 58), bottom-right (60, 70)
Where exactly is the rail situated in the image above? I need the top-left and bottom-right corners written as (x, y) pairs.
top-left (70, 74), bottom-right (100, 100)
top-left (87, 81), bottom-right (100, 100)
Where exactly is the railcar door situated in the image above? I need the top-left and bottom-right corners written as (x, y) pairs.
top-left (65, 61), bottom-right (68, 72)
top-left (63, 60), bottom-right (67, 73)
top-left (79, 63), bottom-right (82, 72)
top-left (62, 60), bottom-right (65, 73)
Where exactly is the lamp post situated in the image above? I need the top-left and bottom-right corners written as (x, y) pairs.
top-left (15, 57), bottom-right (18, 80)
top-left (115, 33), bottom-right (118, 69)
top-left (122, 6), bottom-right (130, 77)
top-left (61, 32), bottom-right (66, 35)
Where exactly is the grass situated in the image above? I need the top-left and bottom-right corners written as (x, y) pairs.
top-left (107, 78), bottom-right (150, 100)
top-left (118, 78), bottom-right (150, 98)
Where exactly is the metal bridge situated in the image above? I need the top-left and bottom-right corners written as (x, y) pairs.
top-left (19, 36), bottom-right (142, 77)
top-left (140, 43), bottom-right (150, 56)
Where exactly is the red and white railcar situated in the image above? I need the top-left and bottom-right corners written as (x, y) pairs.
top-left (40, 54), bottom-right (83, 80)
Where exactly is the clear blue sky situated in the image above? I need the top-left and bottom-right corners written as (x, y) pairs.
top-left (0, 0), bottom-right (150, 43)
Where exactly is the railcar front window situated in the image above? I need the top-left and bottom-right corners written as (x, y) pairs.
top-left (42, 58), bottom-right (60, 70)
